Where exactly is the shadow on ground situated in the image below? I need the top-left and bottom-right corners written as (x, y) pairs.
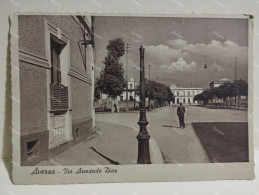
top-left (191, 105), bottom-right (247, 111)
top-left (192, 122), bottom-right (248, 162)
top-left (90, 147), bottom-right (120, 165)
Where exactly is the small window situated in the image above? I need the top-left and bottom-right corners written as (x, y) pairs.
top-left (26, 140), bottom-right (40, 160)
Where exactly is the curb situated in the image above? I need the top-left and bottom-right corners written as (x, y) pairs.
top-left (149, 138), bottom-right (164, 164)
top-left (96, 120), bottom-right (164, 164)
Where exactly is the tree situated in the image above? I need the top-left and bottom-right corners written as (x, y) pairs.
top-left (144, 79), bottom-right (174, 107)
top-left (194, 80), bottom-right (248, 108)
top-left (96, 38), bottom-right (126, 98)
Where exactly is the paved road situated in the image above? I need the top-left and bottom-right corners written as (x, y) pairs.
top-left (38, 122), bottom-right (138, 166)
top-left (96, 105), bottom-right (248, 163)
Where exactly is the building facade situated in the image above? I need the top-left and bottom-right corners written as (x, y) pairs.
top-left (209, 78), bottom-right (233, 89)
top-left (100, 78), bottom-right (140, 102)
top-left (120, 78), bottom-right (140, 102)
top-left (170, 84), bottom-right (203, 105)
top-left (19, 15), bottom-right (95, 165)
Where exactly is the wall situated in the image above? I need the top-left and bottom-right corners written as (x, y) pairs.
top-left (17, 15), bottom-right (94, 165)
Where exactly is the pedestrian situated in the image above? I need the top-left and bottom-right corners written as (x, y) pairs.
top-left (177, 102), bottom-right (185, 128)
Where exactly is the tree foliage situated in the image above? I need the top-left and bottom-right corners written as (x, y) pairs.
top-left (96, 38), bottom-right (126, 98)
top-left (137, 79), bottom-right (174, 104)
top-left (194, 79), bottom-right (248, 104)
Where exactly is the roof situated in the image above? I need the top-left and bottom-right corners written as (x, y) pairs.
top-left (219, 78), bottom-right (232, 82)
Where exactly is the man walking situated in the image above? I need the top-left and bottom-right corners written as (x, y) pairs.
top-left (177, 102), bottom-right (185, 128)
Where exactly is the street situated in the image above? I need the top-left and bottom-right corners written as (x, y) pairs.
top-left (38, 105), bottom-right (248, 165)
top-left (96, 105), bottom-right (248, 163)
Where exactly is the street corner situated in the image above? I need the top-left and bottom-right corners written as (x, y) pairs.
top-left (149, 137), bottom-right (164, 164)
top-left (93, 121), bottom-right (138, 165)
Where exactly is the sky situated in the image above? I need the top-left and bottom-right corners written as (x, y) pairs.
top-left (94, 16), bottom-right (248, 89)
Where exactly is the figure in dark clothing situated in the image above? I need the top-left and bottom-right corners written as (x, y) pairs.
top-left (177, 102), bottom-right (185, 128)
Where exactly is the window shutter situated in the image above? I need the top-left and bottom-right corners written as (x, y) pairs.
top-left (50, 84), bottom-right (68, 110)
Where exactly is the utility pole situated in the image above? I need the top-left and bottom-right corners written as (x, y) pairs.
top-left (148, 64), bottom-right (151, 110)
top-left (133, 65), bottom-right (136, 109)
top-left (125, 43), bottom-right (131, 112)
top-left (235, 57), bottom-right (237, 82)
top-left (234, 57), bottom-right (238, 108)
top-left (137, 45), bottom-right (151, 164)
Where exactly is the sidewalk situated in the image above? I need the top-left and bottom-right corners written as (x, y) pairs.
top-left (38, 122), bottom-right (143, 166)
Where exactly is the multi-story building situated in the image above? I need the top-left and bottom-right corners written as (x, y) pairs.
top-left (170, 84), bottom-right (203, 105)
top-left (209, 78), bottom-right (233, 89)
top-left (100, 78), bottom-right (140, 102)
top-left (18, 15), bottom-right (95, 165)
top-left (120, 78), bottom-right (140, 102)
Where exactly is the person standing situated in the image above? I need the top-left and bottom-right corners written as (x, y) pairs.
top-left (177, 102), bottom-right (185, 128)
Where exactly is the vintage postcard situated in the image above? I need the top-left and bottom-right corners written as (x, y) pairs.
top-left (11, 13), bottom-right (254, 184)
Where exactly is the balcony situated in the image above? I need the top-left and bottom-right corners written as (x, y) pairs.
top-left (50, 84), bottom-right (68, 110)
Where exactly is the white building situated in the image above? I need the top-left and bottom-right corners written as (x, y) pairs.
top-left (121, 78), bottom-right (139, 101)
top-left (170, 84), bottom-right (203, 105)
top-left (101, 78), bottom-right (140, 102)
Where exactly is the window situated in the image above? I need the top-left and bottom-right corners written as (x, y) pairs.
top-left (50, 35), bottom-right (67, 84)
top-left (130, 83), bottom-right (133, 89)
top-left (50, 35), bottom-right (68, 110)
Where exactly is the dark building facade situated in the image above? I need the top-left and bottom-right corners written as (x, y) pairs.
top-left (18, 15), bottom-right (95, 165)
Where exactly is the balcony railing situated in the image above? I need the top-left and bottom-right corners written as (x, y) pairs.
top-left (50, 84), bottom-right (68, 110)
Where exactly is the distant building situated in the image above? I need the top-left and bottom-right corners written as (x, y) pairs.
top-left (101, 78), bottom-right (140, 102)
top-left (210, 78), bottom-right (233, 89)
top-left (170, 84), bottom-right (203, 104)
top-left (121, 78), bottom-right (140, 102)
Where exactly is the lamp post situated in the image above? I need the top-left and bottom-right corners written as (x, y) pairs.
top-left (137, 45), bottom-right (151, 164)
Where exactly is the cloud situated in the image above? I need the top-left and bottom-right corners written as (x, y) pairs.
top-left (167, 39), bottom-right (187, 48)
top-left (181, 39), bottom-right (247, 63)
top-left (145, 39), bottom-right (247, 71)
top-left (169, 58), bottom-right (196, 71)
top-left (145, 44), bottom-right (182, 59)
top-left (144, 38), bottom-right (247, 88)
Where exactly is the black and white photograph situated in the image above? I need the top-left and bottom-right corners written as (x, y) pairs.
top-left (11, 13), bottom-right (254, 183)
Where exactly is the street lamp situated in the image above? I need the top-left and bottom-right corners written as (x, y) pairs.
top-left (204, 55), bottom-right (207, 69)
top-left (137, 45), bottom-right (151, 164)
